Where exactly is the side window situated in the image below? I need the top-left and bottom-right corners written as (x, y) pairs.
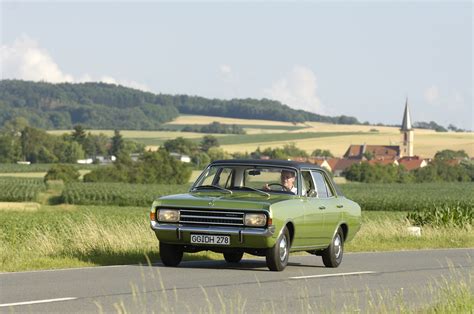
top-left (324, 176), bottom-right (334, 197)
top-left (301, 171), bottom-right (316, 197)
top-left (311, 171), bottom-right (329, 198)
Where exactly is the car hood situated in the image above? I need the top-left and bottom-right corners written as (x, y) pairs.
top-left (155, 191), bottom-right (295, 211)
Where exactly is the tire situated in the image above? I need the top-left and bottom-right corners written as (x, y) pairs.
top-left (223, 252), bottom-right (244, 263)
top-left (159, 242), bottom-right (183, 267)
top-left (266, 227), bottom-right (290, 271)
top-left (321, 227), bottom-right (344, 268)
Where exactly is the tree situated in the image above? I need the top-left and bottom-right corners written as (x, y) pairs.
top-left (434, 150), bottom-right (469, 160)
top-left (163, 137), bottom-right (198, 155)
top-left (109, 129), bottom-right (124, 157)
top-left (71, 125), bottom-right (87, 145)
top-left (311, 149), bottom-right (334, 158)
top-left (200, 135), bottom-right (219, 152)
top-left (44, 164), bottom-right (80, 183)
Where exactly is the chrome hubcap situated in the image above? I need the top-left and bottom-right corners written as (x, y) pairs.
top-left (334, 234), bottom-right (342, 259)
top-left (279, 237), bottom-right (288, 262)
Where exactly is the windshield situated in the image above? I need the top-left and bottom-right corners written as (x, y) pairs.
top-left (193, 165), bottom-right (298, 195)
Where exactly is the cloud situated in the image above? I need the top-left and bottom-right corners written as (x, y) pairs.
top-left (0, 35), bottom-right (149, 91)
top-left (263, 65), bottom-right (324, 114)
top-left (424, 85), bottom-right (440, 104)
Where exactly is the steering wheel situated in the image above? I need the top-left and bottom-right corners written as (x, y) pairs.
top-left (267, 183), bottom-right (290, 192)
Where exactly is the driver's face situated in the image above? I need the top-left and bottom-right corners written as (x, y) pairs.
top-left (281, 172), bottom-right (295, 189)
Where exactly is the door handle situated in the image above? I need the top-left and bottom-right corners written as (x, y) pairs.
top-left (319, 206), bottom-right (326, 210)
top-left (337, 205), bottom-right (344, 208)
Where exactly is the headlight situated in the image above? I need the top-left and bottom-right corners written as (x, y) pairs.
top-left (157, 209), bottom-right (180, 222)
top-left (244, 213), bottom-right (267, 227)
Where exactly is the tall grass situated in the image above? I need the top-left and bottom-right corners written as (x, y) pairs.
top-left (1, 207), bottom-right (472, 272)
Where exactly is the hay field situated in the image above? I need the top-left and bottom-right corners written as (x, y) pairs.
top-left (47, 115), bottom-right (473, 158)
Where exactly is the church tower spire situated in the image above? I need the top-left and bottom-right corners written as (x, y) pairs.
top-left (400, 98), bottom-right (414, 157)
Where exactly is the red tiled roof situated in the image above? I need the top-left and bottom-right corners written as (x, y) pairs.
top-left (398, 159), bottom-right (427, 171)
top-left (343, 145), bottom-right (400, 159)
top-left (332, 159), bottom-right (360, 171)
top-left (367, 159), bottom-right (398, 166)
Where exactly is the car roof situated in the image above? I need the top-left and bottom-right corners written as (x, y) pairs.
top-left (210, 159), bottom-right (324, 171)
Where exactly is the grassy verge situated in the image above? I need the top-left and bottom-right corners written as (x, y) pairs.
top-left (1, 205), bottom-right (472, 272)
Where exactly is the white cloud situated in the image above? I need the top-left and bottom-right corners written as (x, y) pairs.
top-left (424, 85), bottom-right (440, 104)
top-left (0, 35), bottom-right (149, 91)
top-left (263, 65), bottom-right (324, 114)
top-left (1, 35), bottom-right (74, 83)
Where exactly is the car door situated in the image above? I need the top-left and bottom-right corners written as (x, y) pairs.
top-left (311, 170), bottom-right (341, 243)
top-left (300, 170), bottom-right (328, 246)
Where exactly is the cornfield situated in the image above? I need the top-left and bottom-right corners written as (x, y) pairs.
top-left (0, 178), bottom-right (46, 202)
top-left (61, 182), bottom-right (190, 206)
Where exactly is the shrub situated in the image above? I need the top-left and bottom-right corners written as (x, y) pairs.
top-left (44, 164), bottom-right (80, 183)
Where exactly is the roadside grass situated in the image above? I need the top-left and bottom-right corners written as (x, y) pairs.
top-left (0, 206), bottom-right (472, 272)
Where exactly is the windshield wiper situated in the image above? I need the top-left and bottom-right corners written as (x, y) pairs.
top-left (236, 186), bottom-right (270, 197)
top-left (192, 185), bottom-right (233, 194)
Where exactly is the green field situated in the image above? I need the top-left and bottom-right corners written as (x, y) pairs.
top-left (0, 163), bottom-right (100, 173)
top-left (0, 178), bottom-right (46, 202)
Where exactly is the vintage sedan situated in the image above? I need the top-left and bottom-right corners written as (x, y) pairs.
top-left (150, 159), bottom-right (361, 271)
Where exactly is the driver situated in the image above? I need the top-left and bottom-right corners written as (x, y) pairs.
top-left (264, 170), bottom-right (297, 194)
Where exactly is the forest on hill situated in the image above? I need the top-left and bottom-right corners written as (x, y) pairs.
top-left (0, 80), bottom-right (360, 130)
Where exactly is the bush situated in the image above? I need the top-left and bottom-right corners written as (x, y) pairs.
top-left (407, 205), bottom-right (473, 228)
top-left (44, 164), bottom-right (80, 183)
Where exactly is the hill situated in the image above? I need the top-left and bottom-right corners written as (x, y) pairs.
top-left (0, 80), bottom-right (359, 130)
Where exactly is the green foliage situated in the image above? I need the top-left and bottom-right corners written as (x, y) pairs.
top-left (44, 164), bottom-right (80, 183)
top-left (340, 182), bottom-right (473, 212)
top-left (0, 80), bottom-right (179, 130)
top-left (407, 205), bottom-right (473, 228)
top-left (200, 135), bottom-right (219, 152)
top-left (83, 150), bottom-right (192, 184)
top-left (414, 121), bottom-right (448, 132)
top-left (311, 149), bottom-right (334, 158)
top-left (414, 160), bottom-right (471, 182)
top-left (260, 143), bottom-right (309, 159)
top-left (61, 183), bottom-right (189, 206)
top-left (182, 122), bottom-right (246, 134)
top-left (0, 163), bottom-right (99, 173)
top-left (109, 129), bottom-right (124, 157)
top-left (0, 80), bottom-right (360, 128)
top-left (434, 149), bottom-right (469, 160)
top-left (344, 162), bottom-right (414, 183)
top-left (0, 177), bottom-right (46, 201)
top-left (162, 137), bottom-right (198, 155)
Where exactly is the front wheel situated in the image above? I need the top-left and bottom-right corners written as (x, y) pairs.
top-left (321, 227), bottom-right (344, 268)
top-left (159, 242), bottom-right (183, 267)
top-left (266, 227), bottom-right (290, 271)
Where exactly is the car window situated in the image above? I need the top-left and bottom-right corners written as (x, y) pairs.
top-left (311, 171), bottom-right (329, 198)
top-left (301, 170), bottom-right (316, 197)
top-left (215, 168), bottom-right (233, 188)
top-left (324, 175), bottom-right (334, 197)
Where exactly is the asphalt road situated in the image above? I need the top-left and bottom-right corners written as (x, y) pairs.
top-left (1, 249), bottom-right (472, 313)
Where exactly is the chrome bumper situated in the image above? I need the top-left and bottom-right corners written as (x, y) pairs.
top-left (151, 221), bottom-right (275, 243)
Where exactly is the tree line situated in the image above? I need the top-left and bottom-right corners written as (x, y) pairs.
top-left (0, 80), bottom-right (360, 129)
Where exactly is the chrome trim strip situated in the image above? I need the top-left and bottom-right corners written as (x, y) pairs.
top-left (158, 205), bottom-right (266, 212)
top-left (178, 220), bottom-right (243, 226)
top-left (180, 215), bottom-right (243, 220)
top-left (180, 209), bottom-right (245, 215)
top-left (151, 223), bottom-right (275, 237)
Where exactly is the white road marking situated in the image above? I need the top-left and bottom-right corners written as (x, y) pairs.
top-left (0, 297), bottom-right (77, 308)
top-left (290, 271), bottom-right (377, 280)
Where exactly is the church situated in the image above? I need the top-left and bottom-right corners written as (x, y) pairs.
top-left (343, 99), bottom-right (415, 161)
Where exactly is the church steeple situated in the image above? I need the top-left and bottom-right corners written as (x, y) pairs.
top-left (400, 98), bottom-right (414, 157)
top-left (401, 98), bottom-right (412, 131)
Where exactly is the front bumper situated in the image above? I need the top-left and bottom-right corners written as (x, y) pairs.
top-left (151, 221), bottom-right (276, 248)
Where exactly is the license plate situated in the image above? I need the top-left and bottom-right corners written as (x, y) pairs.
top-left (190, 234), bottom-right (230, 245)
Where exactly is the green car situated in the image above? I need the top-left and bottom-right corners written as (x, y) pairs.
top-left (150, 159), bottom-right (361, 271)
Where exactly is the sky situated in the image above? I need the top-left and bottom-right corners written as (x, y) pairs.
top-left (0, 1), bottom-right (472, 130)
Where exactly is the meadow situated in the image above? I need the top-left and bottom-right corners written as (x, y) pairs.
top-left (0, 177), bottom-right (46, 202)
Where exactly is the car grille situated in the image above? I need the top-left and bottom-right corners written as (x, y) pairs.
top-left (179, 209), bottom-right (245, 226)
